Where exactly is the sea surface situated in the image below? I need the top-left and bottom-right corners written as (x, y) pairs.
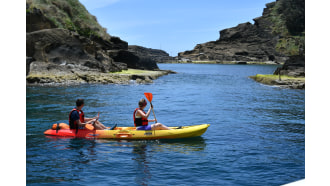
top-left (26, 63), bottom-right (305, 185)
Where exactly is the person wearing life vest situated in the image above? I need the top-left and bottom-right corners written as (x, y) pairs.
top-left (69, 99), bottom-right (107, 130)
top-left (133, 98), bottom-right (171, 130)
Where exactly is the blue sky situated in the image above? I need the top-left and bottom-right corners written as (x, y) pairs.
top-left (79, 0), bottom-right (274, 56)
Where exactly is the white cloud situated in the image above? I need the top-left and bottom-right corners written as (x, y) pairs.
top-left (79, 0), bottom-right (121, 10)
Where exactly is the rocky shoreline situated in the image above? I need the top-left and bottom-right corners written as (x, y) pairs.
top-left (249, 74), bottom-right (305, 89)
top-left (27, 68), bottom-right (176, 85)
top-left (161, 60), bottom-right (282, 65)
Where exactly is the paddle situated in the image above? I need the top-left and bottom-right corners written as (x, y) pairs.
top-left (92, 112), bottom-right (100, 124)
top-left (144, 92), bottom-right (157, 123)
top-left (90, 112), bottom-right (100, 129)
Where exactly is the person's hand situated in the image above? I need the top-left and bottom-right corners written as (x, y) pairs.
top-left (92, 118), bottom-right (97, 125)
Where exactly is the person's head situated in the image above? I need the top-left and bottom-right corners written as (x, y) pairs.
top-left (76, 99), bottom-right (85, 108)
top-left (138, 98), bottom-right (147, 108)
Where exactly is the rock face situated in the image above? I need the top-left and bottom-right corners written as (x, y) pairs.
top-left (26, 6), bottom-right (57, 32)
top-left (109, 50), bottom-right (159, 70)
top-left (274, 55), bottom-right (305, 77)
top-left (26, 0), bottom-right (161, 84)
top-left (178, 4), bottom-right (282, 62)
top-left (178, 0), bottom-right (304, 65)
top-left (27, 28), bottom-right (122, 73)
top-left (128, 45), bottom-right (174, 63)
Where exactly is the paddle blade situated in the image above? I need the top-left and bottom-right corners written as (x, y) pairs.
top-left (144, 92), bottom-right (153, 102)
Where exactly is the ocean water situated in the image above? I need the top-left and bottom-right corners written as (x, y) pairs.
top-left (26, 63), bottom-right (305, 185)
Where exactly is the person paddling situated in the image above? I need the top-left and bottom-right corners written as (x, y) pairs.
top-left (133, 98), bottom-right (171, 130)
top-left (69, 99), bottom-right (107, 130)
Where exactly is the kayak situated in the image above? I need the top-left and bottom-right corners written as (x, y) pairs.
top-left (44, 124), bottom-right (210, 140)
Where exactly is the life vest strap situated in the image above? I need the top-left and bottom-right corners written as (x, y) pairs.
top-left (56, 123), bottom-right (60, 133)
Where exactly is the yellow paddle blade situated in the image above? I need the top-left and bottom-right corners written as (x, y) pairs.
top-left (144, 92), bottom-right (153, 102)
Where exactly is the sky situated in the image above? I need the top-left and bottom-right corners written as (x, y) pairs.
top-left (79, 0), bottom-right (274, 56)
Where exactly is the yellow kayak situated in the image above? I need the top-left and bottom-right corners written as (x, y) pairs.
top-left (44, 124), bottom-right (210, 140)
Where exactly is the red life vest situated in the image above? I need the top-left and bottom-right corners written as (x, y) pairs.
top-left (133, 108), bottom-right (148, 127)
top-left (69, 108), bottom-right (85, 129)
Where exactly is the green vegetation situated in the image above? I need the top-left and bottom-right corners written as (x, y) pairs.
top-left (252, 74), bottom-right (304, 80)
top-left (27, 0), bottom-right (109, 39)
top-left (275, 35), bottom-right (305, 56)
top-left (266, 0), bottom-right (305, 56)
top-left (190, 61), bottom-right (218, 64)
top-left (249, 74), bottom-right (304, 86)
top-left (110, 69), bottom-right (156, 75)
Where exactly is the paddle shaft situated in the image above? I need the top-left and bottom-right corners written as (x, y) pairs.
top-left (92, 112), bottom-right (100, 124)
top-left (150, 102), bottom-right (157, 123)
top-left (90, 112), bottom-right (100, 127)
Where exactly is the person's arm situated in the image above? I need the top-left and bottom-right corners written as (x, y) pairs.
top-left (84, 113), bottom-right (99, 123)
top-left (137, 107), bottom-right (152, 118)
top-left (84, 117), bottom-right (96, 122)
top-left (72, 112), bottom-right (97, 128)
top-left (75, 119), bottom-right (86, 128)
top-left (76, 118), bottom-right (98, 128)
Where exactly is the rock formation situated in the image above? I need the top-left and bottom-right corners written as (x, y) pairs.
top-left (274, 55), bottom-right (305, 77)
top-left (178, 0), bottom-right (304, 68)
top-left (128, 45), bottom-right (174, 63)
top-left (27, 28), bottom-right (122, 73)
top-left (26, 0), bottom-right (162, 84)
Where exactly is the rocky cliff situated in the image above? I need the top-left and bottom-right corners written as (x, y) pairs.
top-left (26, 0), bottom-right (161, 84)
top-left (178, 0), bottom-right (305, 68)
top-left (128, 45), bottom-right (174, 63)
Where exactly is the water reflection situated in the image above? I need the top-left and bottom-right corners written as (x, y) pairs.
top-left (157, 137), bottom-right (207, 154)
top-left (132, 143), bottom-right (150, 186)
top-left (67, 138), bottom-right (97, 157)
top-left (130, 137), bottom-right (207, 185)
top-left (48, 137), bottom-right (97, 181)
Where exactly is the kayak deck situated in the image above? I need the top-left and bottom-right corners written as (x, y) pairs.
top-left (44, 124), bottom-right (210, 140)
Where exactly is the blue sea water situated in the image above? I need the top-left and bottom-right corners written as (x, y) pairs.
top-left (26, 64), bottom-right (305, 185)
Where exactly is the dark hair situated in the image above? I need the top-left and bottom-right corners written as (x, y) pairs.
top-left (138, 98), bottom-right (147, 107)
top-left (76, 99), bottom-right (84, 107)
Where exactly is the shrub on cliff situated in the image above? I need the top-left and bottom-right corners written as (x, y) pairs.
top-left (26, 0), bottom-right (110, 40)
top-left (269, 0), bottom-right (305, 56)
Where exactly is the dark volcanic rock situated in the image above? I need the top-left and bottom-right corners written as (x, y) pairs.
top-left (26, 28), bottom-right (122, 73)
top-left (26, 5), bottom-right (57, 32)
top-left (26, 57), bottom-right (34, 75)
top-left (178, 0), bottom-right (304, 64)
top-left (26, 1), bottom-right (165, 84)
top-left (274, 55), bottom-right (305, 77)
top-left (178, 16), bottom-right (284, 63)
top-left (110, 50), bottom-right (159, 70)
top-left (128, 45), bottom-right (174, 63)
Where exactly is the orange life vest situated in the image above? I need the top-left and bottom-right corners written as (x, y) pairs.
top-left (133, 108), bottom-right (148, 127)
top-left (69, 108), bottom-right (85, 129)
